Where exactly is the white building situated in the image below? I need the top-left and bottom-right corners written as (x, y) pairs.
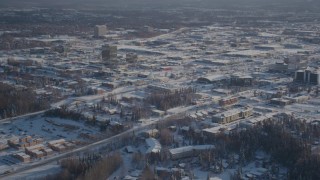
top-left (94, 25), bottom-right (107, 37)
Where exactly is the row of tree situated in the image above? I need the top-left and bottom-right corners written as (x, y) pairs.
top-left (44, 105), bottom-right (86, 121)
top-left (145, 87), bottom-right (197, 111)
top-left (44, 152), bottom-right (123, 180)
top-left (0, 82), bottom-right (49, 119)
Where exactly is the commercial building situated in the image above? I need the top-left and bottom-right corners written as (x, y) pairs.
top-left (295, 69), bottom-right (320, 85)
top-left (270, 98), bottom-right (291, 106)
top-left (270, 62), bottom-right (288, 72)
top-left (270, 55), bottom-right (308, 73)
top-left (219, 97), bottom-right (238, 107)
top-left (212, 107), bottom-right (253, 124)
top-left (284, 55), bottom-right (308, 72)
top-left (271, 95), bottom-right (309, 106)
top-left (240, 114), bottom-right (274, 128)
top-left (230, 74), bottom-right (253, 86)
top-left (295, 70), bottom-right (306, 82)
top-left (202, 126), bottom-right (226, 138)
top-left (102, 45), bottom-right (118, 65)
top-left (94, 25), bottom-right (107, 38)
top-left (13, 152), bottom-right (31, 162)
top-left (7, 135), bottom-right (44, 149)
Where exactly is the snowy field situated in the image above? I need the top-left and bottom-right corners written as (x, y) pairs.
top-left (0, 115), bottom-right (101, 142)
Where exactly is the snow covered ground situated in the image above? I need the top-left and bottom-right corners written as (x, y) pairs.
top-left (7, 164), bottom-right (61, 180)
top-left (0, 116), bottom-right (101, 142)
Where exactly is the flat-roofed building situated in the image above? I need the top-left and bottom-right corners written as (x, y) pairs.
top-left (13, 152), bottom-right (31, 162)
top-left (102, 45), bottom-right (118, 65)
top-left (296, 68), bottom-right (320, 85)
top-left (219, 96), bottom-right (238, 107)
top-left (270, 98), bottom-right (291, 106)
top-left (212, 107), bottom-right (253, 124)
top-left (230, 74), bottom-right (253, 86)
top-left (169, 145), bottom-right (215, 160)
top-left (94, 25), bottom-right (107, 38)
top-left (48, 139), bottom-right (74, 152)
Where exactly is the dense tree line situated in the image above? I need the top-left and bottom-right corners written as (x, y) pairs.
top-left (289, 154), bottom-right (320, 180)
top-left (210, 117), bottom-right (320, 180)
top-left (0, 82), bottom-right (49, 119)
top-left (140, 166), bottom-right (156, 180)
top-left (44, 152), bottom-right (123, 180)
top-left (131, 106), bottom-right (150, 121)
top-left (145, 87), bottom-right (197, 111)
top-left (44, 105), bottom-right (86, 121)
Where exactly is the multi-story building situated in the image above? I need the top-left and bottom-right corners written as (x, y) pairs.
top-left (212, 107), bottom-right (253, 124)
top-left (295, 69), bottom-right (320, 85)
top-left (219, 97), bottom-right (238, 107)
top-left (270, 55), bottom-right (308, 73)
top-left (285, 55), bottom-right (308, 72)
top-left (13, 152), bottom-right (31, 162)
top-left (102, 45), bottom-right (118, 65)
top-left (94, 25), bottom-right (107, 38)
top-left (230, 74), bottom-right (253, 86)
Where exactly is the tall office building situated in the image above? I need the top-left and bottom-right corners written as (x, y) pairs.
top-left (295, 69), bottom-right (320, 85)
top-left (94, 25), bottom-right (107, 38)
top-left (102, 45), bottom-right (118, 65)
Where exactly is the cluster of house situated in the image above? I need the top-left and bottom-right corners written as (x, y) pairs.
top-left (25, 144), bottom-right (54, 159)
top-left (48, 139), bottom-right (75, 152)
top-left (8, 137), bottom-right (75, 162)
top-left (8, 136), bottom-right (44, 149)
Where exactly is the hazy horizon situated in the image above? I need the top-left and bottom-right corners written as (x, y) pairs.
top-left (1, 0), bottom-right (319, 11)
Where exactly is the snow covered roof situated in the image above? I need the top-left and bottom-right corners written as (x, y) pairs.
top-left (169, 145), bottom-right (215, 155)
top-left (198, 74), bottom-right (229, 82)
top-left (145, 138), bottom-right (161, 154)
